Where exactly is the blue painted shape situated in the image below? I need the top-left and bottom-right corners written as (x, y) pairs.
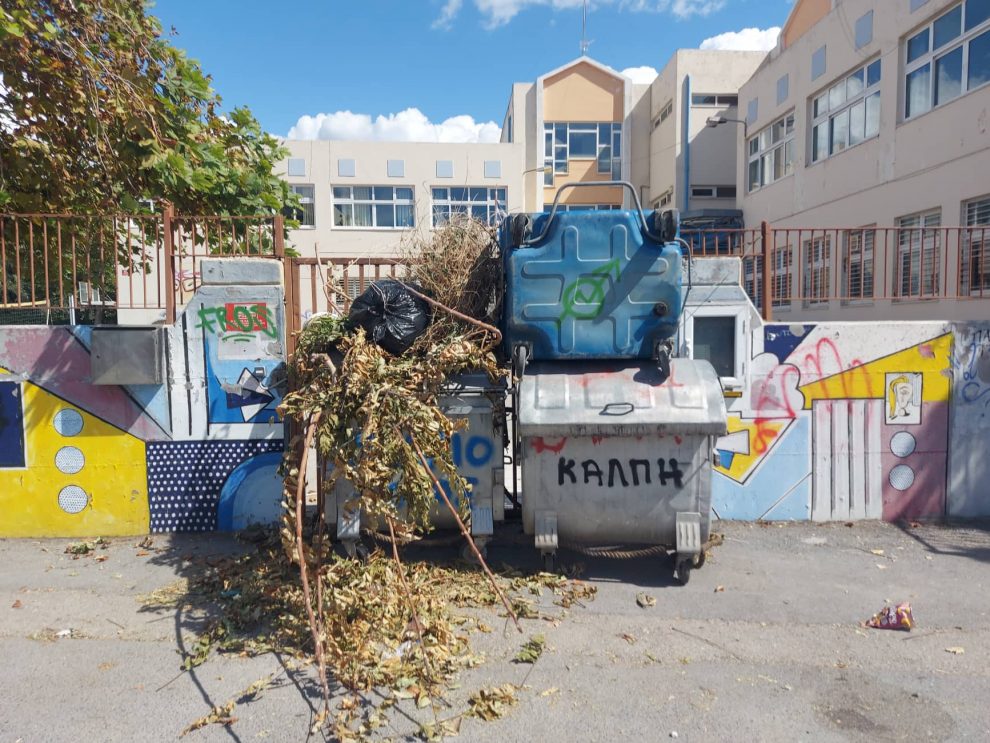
top-left (712, 415), bottom-right (812, 521)
top-left (764, 324), bottom-right (816, 363)
top-left (205, 351), bottom-right (282, 425)
top-left (0, 381), bottom-right (25, 468)
top-left (502, 210), bottom-right (683, 360)
top-left (217, 451), bottom-right (284, 531)
top-left (717, 450), bottom-right (735, 469)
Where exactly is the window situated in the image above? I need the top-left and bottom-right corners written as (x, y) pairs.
top-left (286, 184), bottom-right (315, 227)
top-left (656, 189), bottom-right (673, 208)
top-left (904, 0), bottom-right (990, 119)
top-left (654, 100), bottom-right (673, 129)
top-left (432, 187), bottom-right (506, 226)
top-left (386, 160), bottom-right (405, 178)
top-left (812, 45), bottom-right (827, 80)
top-left (484, 160), bottom-right (502, 178)
top-left (691, 185), bottom-right (737, 199)
top-left (747, 112), bottom-right (795, 191)
top-left (811, 59), bottom-right (881, 162)
top-left (772, 246), bottom-right (792, 308)
top-left (337, 159), bottom-right (355, 177)
top-left (542, 204), bottom-right (620, 213)
top-left (287, 158), bottom-right (306, 177)
top-left (332, 186), bottom-right (415, 229)
top-left (842, 228), bottom-right (875, 302)
top-left (896, 210), bottom-right (942, 297)
top-left (543, 122), bottom-right (621, 185)
top-left (963, 196), bottom-right (990, 294)
top-left (436, 160), bottom-right (453, 178)
top-left (687, 307), bottom-right (747, 387)
top-left (855, 11), bottom-right (874, 49)
top-left (803, 235), bottom-right (832, 306)
top-left (691, 94), bottom-right (738, 107)
top-left (777, 74), bottom-right (790, 105)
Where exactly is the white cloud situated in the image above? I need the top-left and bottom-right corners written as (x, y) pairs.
top-left (436, 0), bottom-right (724, 29)
top-left (620, 65), bottom-right (658, 84)
top-left (287, 108), bottom-right (502, 143)
top-left (433, 0), bottom-right (463, 29)
top-left (699, 26), bottom-right (780, 51)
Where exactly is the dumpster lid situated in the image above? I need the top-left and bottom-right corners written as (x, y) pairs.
top-left (518, 359), bottom-right (727, 437)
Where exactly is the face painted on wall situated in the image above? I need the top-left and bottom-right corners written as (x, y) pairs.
top-left (886, 373), bottom-right (921, 425)
top-left (894, 381), bottom-right (913, 416)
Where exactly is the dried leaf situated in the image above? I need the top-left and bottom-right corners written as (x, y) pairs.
top-left (514, 634), bottom-right (546, 664)
top-left (12, 600), bottom-right (22, 609)
top-left (636, 592), bottom-right (657, 608)
top-left (620, 633), bottom-right (637, 645)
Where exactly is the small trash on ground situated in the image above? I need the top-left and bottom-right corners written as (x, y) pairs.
top-left (55, 628), bottom-right (74, 639)
top-left (714, 585), bottom-right (725, 593)
top-left (945, 646), bottom-right (965, 655)
top-left (864, 602), bottom-right (914, 631)
top-left (12, 600), bottom-right (22, 609)
top-left (636, 592), bottom-right (656, 608)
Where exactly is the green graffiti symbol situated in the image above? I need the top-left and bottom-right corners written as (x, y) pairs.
top-left (560, 259), bottom-right (621, 320)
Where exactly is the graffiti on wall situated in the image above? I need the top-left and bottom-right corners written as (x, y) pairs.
top-left (0, 286), bottom-right (287, 538)
top-left (712, 324), bottom-right (953, 523)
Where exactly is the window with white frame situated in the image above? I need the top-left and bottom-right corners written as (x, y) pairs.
top-left (431, 187), bottom-right (507, 226)
top-left (904, 0), bottom-right (990, 119)
top-left (811, 59), bottom-right (881, 162)
top-left (543, 122), bottom-right (621, 185)
top-left (656, 189), bottom-right (673, 208)
top-left (691, 185), bottom-right (737, 199)
top-left (691, 94), bottom-right (739, 107)
top-left (896, 210), bottom-right (942, 297)
top-left (772, 246), bottom-right (792, 308)
top-left (747, 112), bottom-right (795, 192)
top-left (963, 196), bottom-right (990, 294)
top-left (842, 228), bottom-right (875, 302)
top-left (802, 235), bottom-right (832, 306)
top-left (287, 184), bottom-right (315, 227)
top-left (332, 186), bottom-right (415, 229)
top-left (653, 101), bottom-right (673, 129)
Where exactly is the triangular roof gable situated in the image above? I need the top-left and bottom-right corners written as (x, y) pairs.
top-left (538, 56), bottom-right (630, 87)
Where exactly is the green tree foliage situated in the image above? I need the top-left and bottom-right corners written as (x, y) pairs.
top-left (0, 0), bottom-right (293, 216)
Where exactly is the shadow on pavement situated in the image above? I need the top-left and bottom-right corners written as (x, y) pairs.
top-left (896, 520), bottom-right (990, 564)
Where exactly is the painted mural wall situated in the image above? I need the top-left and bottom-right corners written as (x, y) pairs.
top-left (712, 322), bottom-right (956, 522)
top-left (948, 322), bottom-right (990, 519)
top-left (0, 262), bottom-right (286, 538)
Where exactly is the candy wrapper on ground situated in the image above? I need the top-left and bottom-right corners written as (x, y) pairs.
top-left (864, 602), bottom-right (914, 631)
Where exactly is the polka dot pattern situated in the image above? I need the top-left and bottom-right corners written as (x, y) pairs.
top-left (58, 485), bottom-right (89, 514)
top-left (146, 440), bottom-right (283, 533)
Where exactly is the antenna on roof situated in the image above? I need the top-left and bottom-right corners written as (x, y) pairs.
top-left (580, 0), bottom-right (590, 56)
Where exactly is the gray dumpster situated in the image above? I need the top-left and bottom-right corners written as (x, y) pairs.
top-left (328, 373), bottom-right (506, 557)
top-left (518, 358), bottom-right (727, 581)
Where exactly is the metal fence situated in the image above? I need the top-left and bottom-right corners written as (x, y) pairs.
top-left (0, 208), bottom-right (284, 324)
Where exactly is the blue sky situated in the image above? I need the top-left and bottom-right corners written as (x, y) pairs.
top-left (151, 0), bottom-right (791, 141)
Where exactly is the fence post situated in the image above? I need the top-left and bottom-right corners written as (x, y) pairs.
top-left (273, 214), bottom-right (285, 259)
top-left (761, 220), bottom-right (773, 322)
top-left (163, 203), bottom-right (176, 325)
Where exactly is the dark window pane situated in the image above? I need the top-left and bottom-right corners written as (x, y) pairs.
top-left (598, 123), bottom-right (610, 141)
top-left (693, 316), bottom-right (735, 378)
top-left (432, 188), bottom-right (447, 201)
top-left (332, 186), bottom-right (351, 199)
top-left (450, 187), bottom-right (468, 201)
top-left (471, 205), bottom-right (487, 221)
top-left (597, 145), bottom-right (611, 173)
top-left (569, 131), bottom-right (596, 156)
top-left (300, 203), bottom-right (315, 226)
top-left (692, 94), bottom-right (717, 105)
top-left (496, 188), bottom-right (507, 202)
top-left (934, 5), bottom-right (963, 49)
top-left (432, 205), bottom-right (449, 225)
top-left (867, 59), bottom-right (881, 86)
top-left (353, 186), bottom-right (372, 200)
top-left (396, 187), bottom-right (414, 200)
top-left (333, 203), bottom-right (353, 227)
top-left (935, 46), bottom-right (964, 104)
top-left (906, 64), bottom-right (932, 117)
top-left (373, 186), bottom-right (393, 201)
top-left (395, 205), bottom-right (414, 227)
top-left (966, 0), bottom-right (990, 31)
top-left (554, 160), bottom-right (567, 173)
top-left (554, 123), bottom-right (567, 142)
top-left (969, 30), bottom-right (990, 89)
top-left (375, 204), bottom-right (394, 227)
top-left (469, 187), bottom-right (487, 202)
top-left (907, 28), bottom-right (930, 63)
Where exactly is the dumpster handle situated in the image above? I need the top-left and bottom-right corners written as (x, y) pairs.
top-left (600, 402), bottom-right (635, 416)
top-left (522, 181), bottom-right (662, 246)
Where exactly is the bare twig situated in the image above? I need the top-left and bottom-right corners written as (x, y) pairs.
top-left (406, 434), bottom-right (521, 633)
top-left (403, 284), bottom-right (502, 350)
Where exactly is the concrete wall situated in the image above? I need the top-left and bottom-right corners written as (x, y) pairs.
top-left (948, 322), bottom-right (990, 518)
top-left (0, 260), bottom-right (286, 537)
top-left (279, 139), bottom-right (524, 259)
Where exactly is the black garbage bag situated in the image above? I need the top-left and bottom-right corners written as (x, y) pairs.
top-left (345, 279), bottom-right (431, 355)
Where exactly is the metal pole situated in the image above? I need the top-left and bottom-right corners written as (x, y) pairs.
top-left (162, 203), bottom-right (176, 325)
top-left (761, 220), bottom-right (772, 321)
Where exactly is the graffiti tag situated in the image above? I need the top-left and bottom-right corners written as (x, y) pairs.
top-left (560, 259), bottom-right (620, 320)
top-left (557, 456), bottom-right (684, 488)
top-left (953, 329), bottom-right (990, 407)
top-left (196, 303), bottom-right (279, 343)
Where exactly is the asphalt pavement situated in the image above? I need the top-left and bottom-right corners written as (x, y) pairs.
top-left (1, 519), bottom-right (989, 742)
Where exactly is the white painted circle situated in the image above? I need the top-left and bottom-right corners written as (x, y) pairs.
top-left (53, 409), bottom-right (84, 437)
top-left (890, 432), bottom-right (917, 458)
top-left (55, 446), bottom-right (85, 474)
top-left (888, 465), bottom-right (915, 492)
top-left (57, 485), bottom-right (89, 514)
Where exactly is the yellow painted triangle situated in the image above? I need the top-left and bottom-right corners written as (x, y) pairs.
top-left (799, 333), bottom-right (952, 409)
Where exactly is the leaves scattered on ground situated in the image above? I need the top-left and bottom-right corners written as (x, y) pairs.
top-left (514, 634), bottom-right (546, 664)
top-left (467, 684), bottom-right (518, 721)
top-left (180, 701), bottom-right (236, 736)
top-left (65, 537), bottom-right (110, 557)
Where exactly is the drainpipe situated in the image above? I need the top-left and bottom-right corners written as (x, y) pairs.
top-left (683, 74), bottom-right (691, 214)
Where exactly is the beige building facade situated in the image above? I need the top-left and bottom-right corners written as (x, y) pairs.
top-left (737, 0), bottom-right (990, 321)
